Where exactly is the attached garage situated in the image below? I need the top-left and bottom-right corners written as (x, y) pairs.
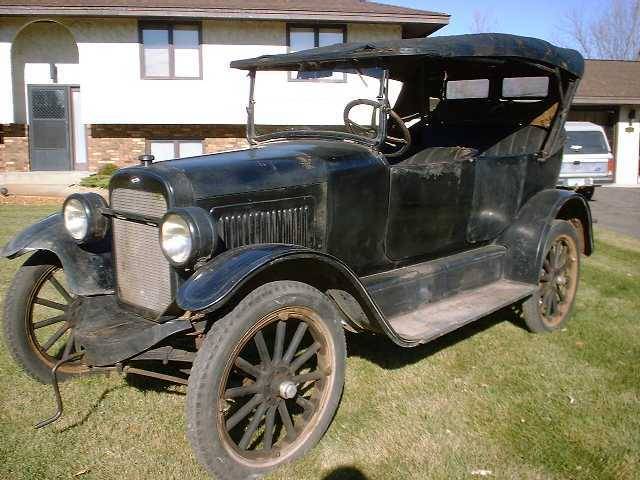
top-left (571, 60), bottom-right (640, 186)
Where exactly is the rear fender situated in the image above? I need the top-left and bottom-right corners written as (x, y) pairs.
top-left (498, 189), bottom-right (593, 285)
top-left (176, 244), bottom-right (417, 347)
top-left (0, 213), bottom-right (114, 296)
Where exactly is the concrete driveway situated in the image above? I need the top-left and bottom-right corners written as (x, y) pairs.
top-left (590, 187), bottom-right (640, 239)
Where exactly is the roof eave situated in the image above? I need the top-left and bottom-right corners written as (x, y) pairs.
top-left (574, 96), bottom-right (640, 105)
top-left (0, 6), bottom-right (450, 27)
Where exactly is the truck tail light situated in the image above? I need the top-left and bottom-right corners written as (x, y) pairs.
top-left (608, 155), bottom-right (615, 176)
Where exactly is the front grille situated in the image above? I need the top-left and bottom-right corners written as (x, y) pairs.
top-left (111, 188), bottom-right (173, 314)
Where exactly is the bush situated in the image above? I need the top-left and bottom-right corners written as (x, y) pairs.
top-left (97, 163), bottom-right (118, 177)
top-left (80, 163), bottom-right (118, 189)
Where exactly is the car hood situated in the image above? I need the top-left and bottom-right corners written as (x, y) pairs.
top-left (150, 139), bottom-right (376, 200)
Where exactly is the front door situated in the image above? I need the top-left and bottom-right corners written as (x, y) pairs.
top-left (386, 151), bottom-right (476, 261)
top-left (28, 85), bottom-right (72, 171)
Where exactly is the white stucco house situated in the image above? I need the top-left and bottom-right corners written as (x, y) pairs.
top-left (0, 0), bottom-right (449, 185)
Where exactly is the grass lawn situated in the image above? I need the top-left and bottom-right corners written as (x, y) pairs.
top-left (0, 201), bottom-right (638, 480)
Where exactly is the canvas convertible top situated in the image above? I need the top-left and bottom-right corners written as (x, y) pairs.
top-left (231, 33), bottom-right (584, 79)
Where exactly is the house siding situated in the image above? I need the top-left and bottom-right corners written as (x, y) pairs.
top-left (0, 16), bottom-right (400, 172)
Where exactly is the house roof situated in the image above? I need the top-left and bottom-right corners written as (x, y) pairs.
top-left (0, 1), bottom-right (450, 37)
top-left (231, 33), bottom-right (585, 79)
top-left (575, 59), bottom-right (640, 105)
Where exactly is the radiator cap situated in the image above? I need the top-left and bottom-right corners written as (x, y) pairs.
top-left (138, 154), bottom-right (154, 167)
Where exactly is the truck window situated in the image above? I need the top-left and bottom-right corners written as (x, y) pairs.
top-left (564, 131), bottom-right (609, 155)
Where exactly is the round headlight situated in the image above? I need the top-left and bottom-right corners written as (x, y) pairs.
top-left (64, 198), bottom-right (88, 241)
top-left (62, 193), bottom-right (109, 244)
top-left (160, 214), bottom-right (193, 265)
top-left (159, 207), bottom-right (217, 267)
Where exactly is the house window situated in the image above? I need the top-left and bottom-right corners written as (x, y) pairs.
top-left (287, 25), bottom-right (347, 82)
top-left (140, 23), bottom-right (201, 79)
top-left (148, 140), bottom-right (204, 161)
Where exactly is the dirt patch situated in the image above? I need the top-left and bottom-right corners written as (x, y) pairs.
top-left (0, 195), bottom-right (62, 206)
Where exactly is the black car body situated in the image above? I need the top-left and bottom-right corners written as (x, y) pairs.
top-left (2, 34), bottom-right (592, 479)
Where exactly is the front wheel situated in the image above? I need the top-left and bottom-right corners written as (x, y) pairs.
top-left (186, 281), bottom-right (346, 480)
top-left (2, 254), bottom-right (88, 383)
top-left (521, 220), bottom-right (581, 333)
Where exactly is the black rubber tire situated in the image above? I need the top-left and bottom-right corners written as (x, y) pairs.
top-left (521, 220), bottom-right (581, 333)
top-left (2, 256), bottom-right (82, 383)
top-left (186, 281), bottom-right (347, 480)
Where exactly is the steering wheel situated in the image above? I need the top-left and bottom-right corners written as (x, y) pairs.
top-left (343, 99), bottom-right (412, 158)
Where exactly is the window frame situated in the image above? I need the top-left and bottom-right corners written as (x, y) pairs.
top-left (146, 139), bottom-right (205, 161)
top-left (286, 23), bottom-right (347, 83)
top-left (139, 21), bottom-right (203, 80)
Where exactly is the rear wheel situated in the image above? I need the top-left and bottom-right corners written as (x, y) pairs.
top-left (2, 255), bottom-right (88, 383)
top-left (521, 220), bottom-right (580, 333)
top-left (186, 281), bottom-right (346, 480)
top-left (578, 186), bottom-right (595, 201)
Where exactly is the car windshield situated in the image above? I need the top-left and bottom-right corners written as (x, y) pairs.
top-left (249, 68), bottom-right (398, 144)
top-left (564, 130), bottom-right (609, 155)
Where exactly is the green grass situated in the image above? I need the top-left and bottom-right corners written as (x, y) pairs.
top-left (0, 202), bottom-right (638, 480)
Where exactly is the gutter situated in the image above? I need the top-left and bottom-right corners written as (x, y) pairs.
top-left (0, 7), bottom-right (451, 26)
top-left (573, 96), bottom-right (640, 105)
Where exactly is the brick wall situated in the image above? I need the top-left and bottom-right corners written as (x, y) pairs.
top-left (0, 124), bottom-right (29, 172)
top-left (1, 124), bottom-right (248, 173)
top-left (88, 124), bottom-right (248, 171)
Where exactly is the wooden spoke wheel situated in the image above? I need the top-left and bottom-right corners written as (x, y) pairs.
top-left (186, 281), bottom-right (346, 480)
top-left (219, 306), bottom-right (333, 458)
top-left (538, 234), bottom-right (579, 327)
top-left (2, 257), bottom-right (88, 383)
top-left (522, 220), bottom-right (581, 333)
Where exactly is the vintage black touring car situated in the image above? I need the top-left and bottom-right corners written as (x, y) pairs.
top-left (2, 34), bottom-right (591, 479)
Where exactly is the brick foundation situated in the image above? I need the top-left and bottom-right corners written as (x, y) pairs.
top-left (1, 124), bottom-right (249, 173)
top-left (88, 124), bottom-right (248, 171)
top-left (0, 124), bottom-right (30, 172)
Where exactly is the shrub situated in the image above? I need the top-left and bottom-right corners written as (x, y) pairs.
top-left (80, 163), bottom-right (118, 189)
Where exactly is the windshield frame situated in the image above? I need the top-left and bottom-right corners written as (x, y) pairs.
top-left (245, 68), bottom-right (391, 148)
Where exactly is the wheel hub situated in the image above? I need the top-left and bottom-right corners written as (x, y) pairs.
top-left (278, 380), bottom-right (297, 399)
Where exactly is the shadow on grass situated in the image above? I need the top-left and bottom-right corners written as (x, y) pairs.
top-left (123, 360), bottom-right (190, 394)
top-left (58, 362), bottom-right (189, 432)
top-left (322, 466), bottom-right (368, 480)
top-left (57, 384), bottom-right (125, 432)
top-left (347, 305), bottom-right (528, 370)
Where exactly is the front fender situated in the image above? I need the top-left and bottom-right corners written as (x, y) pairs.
top-left (1, 213), bottom-right (114, 296)
top-left (176, 243), bottom-right (417, 346)
top-left (497, 189), bottom-right (593, 285)
top-left (177, 244), bottom-right (324, 312)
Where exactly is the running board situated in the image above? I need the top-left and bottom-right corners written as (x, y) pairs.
top-left (387, 280), bottom-right (536, 343)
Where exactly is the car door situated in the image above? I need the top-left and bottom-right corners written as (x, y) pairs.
top-left (385, 148), bottom-right (476, 261)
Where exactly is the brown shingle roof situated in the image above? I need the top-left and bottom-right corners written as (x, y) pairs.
top-left (0, 1), bottom-right (449, 36)
top-left (575, 59), bottom-right (640, 104)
